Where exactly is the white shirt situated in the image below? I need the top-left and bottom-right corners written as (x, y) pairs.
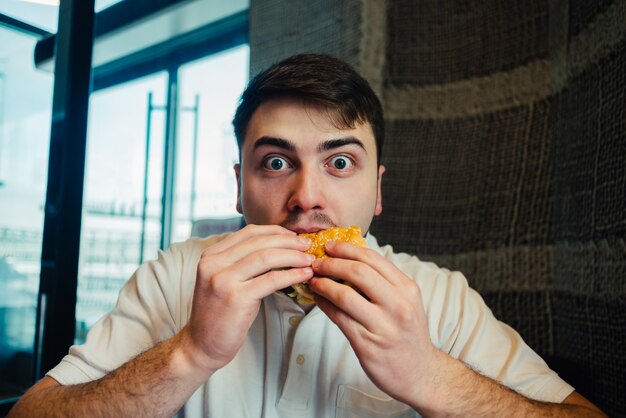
top-left (48, 234), bottom-right (574, 417)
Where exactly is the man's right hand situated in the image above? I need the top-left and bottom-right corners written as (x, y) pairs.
top-left (182, 224), bottom-right (314, 372)
top-left (9, 224), bottom-right (313, 418)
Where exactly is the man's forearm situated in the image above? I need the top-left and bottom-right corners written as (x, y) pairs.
top-left (415, 351), bottom-right (605, 418)
top-left (10, 327), bottom-right (213, 418)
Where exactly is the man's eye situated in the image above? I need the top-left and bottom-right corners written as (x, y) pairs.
top-left (263, 156), bottom-right (290, 171)
top-left (329, 156), bottom-right (353, 170)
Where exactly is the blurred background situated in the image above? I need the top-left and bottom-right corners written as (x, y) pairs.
top-left (0, 0), bottom-right (624, 416)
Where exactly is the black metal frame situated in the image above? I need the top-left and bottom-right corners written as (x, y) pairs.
top-left (160, 66), bottom-right (178, 251)
top-left (0, 13), bottom-right (51, 38)
top-left (33, 0), bottom-right (190, 58)
top-left (35, 0), bottom-right (96, 381)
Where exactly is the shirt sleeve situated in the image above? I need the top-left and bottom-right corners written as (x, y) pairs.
top-left (392, 250), bottom-right (574, 403)
top-left (47, 241), bottom-right (193, 385)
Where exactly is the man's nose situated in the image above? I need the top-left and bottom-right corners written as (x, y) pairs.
top-left (287, 167), bottom-right (326, 212)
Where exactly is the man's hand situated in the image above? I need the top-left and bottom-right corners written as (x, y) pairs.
top-left (10, 224), bottom-right (315, 418)
top-left (184, 224), bottom-right (314, 372)
top-left (308, 240), bottom-right (437, 407)
top-left (309, 241), bottom-right (606, 417)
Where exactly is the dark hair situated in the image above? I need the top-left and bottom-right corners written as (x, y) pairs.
top-left (232, 53), bottom-right (384, 163)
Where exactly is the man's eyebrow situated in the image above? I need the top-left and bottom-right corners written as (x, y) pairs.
top-left (318, 137), bottom-right (367, 153)
top-left (253, 136), bottom-right (296, 152)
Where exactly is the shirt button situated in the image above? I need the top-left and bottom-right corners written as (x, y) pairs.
top-left (296, 354), bottom-right (305, 365)
top-left (289, 315), bottom-right (301, 327)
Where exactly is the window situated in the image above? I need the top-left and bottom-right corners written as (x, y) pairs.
top-left (73, 45), bottom-right (250, 342)
top-left (173, 44), bottom-right (249, 242)
top-left (0, 26), bottom-right (54, 400)
top-left (0, 2), bottom-right (249, 408)
top-left (75, 72), bottom-right (168, 341)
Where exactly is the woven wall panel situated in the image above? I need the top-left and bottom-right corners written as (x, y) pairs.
top-left (387, 0), bottom-right (549, 85)
top-left (384, 59), bottom-right (552, 120)
top-left (420, 245), bottom-right (555, 292)
top-left (551, 39), bottom-right (626, 241)
top-left (375, 101), bottom-right (552, 255)
top-left (373, 0), bottom-right (625, 413)
top-left (552, 293), bottom-right (626, 416)
top-left (249, 0), bottom-right (362, 75)
top-left (554, 239), bottom-right (626, 298)
top-left (568, 0), bottom-right (615, 37)
top-left (566, 1), bottom-right (626, 82)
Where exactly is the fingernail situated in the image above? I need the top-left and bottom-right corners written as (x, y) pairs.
top-left (302, 267), bottom-right (313, 275)
top-left (325, 241), bottom-right (336, 249)
top-left (307, 254), bottom-right (316, 263)
top-left (300, 237), bottom-right (311, 246)
top-left (311, 258), bottom-right (321, 268)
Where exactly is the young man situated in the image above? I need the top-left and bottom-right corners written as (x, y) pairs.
top-left (11, 54), bottom-right (605, 417)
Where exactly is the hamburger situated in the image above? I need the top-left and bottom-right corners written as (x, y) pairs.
top-left (287, 225), bottom-right (366, 304)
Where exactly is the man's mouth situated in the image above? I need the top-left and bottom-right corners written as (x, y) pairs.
top-left (281, 212), bottom-right (337, 234)
top-left (289, 226), bottom-right (329, 234)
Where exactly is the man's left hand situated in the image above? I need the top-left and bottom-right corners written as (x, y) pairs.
top-left (309, 240), bottom-right (440, 407)
top-left (309, 241), bottom-right (608, 418)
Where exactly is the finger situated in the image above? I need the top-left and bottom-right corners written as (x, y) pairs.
top-left (314, 294), bottom-right (371, 344)
top-left (311, 257), bottom-right (396, 305)
top-left (199, 234), bottom-right (311, 280)
top-left (324, 241), bottom-right (407, 287)
top-left (308, 276), bottom-right (381, 332)
top-left (219, 248), bottom-right (315, 282)
top-left (245, 266), bottom-right (314, 299)
top-left (218, 233), bottom-right (311, 264)
top-left (204, 224), bottom-right (296, 256)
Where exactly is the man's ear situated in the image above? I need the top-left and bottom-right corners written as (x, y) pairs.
top-left (374, 164), bottom-right (385, 216)
top-left (234, 163), bottom-right (243, 214)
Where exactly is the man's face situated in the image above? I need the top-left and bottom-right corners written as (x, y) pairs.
top-left (235, 97), bottom-right (385, 234)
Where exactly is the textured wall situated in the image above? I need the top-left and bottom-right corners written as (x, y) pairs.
top-left (249, 0), bottom-right (387, 95)
top-left (249, 0), bottom-right (626, 415)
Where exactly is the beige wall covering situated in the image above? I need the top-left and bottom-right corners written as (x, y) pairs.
top-left (248, 1), bottom-right (626, 415)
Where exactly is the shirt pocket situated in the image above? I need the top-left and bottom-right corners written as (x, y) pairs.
top-left (335, 385), bottom-right (418, 418)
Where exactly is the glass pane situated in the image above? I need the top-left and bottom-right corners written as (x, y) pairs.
top-left (75, 72), bottom-right (167, 343)
top-left (173, 44), bottom-right (249, 242)
top-left (0, 27), bottom-right (53, 399)
top-left (0, 0), bottom-right (125, 33)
